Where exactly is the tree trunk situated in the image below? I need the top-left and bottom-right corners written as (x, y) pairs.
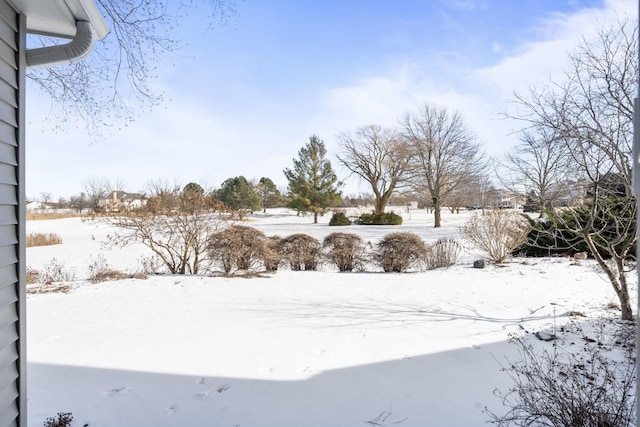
top-left (433, 198), bottom-right (441, 228)
top-left (314, 212), bottom-right (318, 224)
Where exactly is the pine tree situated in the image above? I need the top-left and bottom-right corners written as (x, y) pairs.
top-left (216, 176), bottom-right (262, 218)
top-left (284, 135), bottom-right (343, 223)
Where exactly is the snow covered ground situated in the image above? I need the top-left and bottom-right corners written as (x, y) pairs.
top-left (26, 208), bottom-right (633, 427)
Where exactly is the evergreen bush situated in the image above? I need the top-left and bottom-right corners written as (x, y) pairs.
top-left (329, 211), bottom-right (352, 226)
top-left (357, 211), bottom-right (403, 225)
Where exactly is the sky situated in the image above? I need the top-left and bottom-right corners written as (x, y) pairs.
top-left (24, 0), bottom-right (637, 200)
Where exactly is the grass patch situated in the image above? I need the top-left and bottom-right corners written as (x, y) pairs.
top-left (26, 212), bottom-right (81, 220)
top-left (26, 233), bottom-right (62, 247)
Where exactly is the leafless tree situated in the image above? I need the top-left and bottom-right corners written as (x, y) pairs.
top-left (401, 103), bottom-right (486, 227)
top-left (83, 177), bottom-right (110, 213)
top-left (106, 191), bottom-right (223, 274)
top-left (508, 20), bottom-right (637, 320)
top-left (28, 0), bottom-right (236, 130)
top-left (337, 125), bottom-right (412, 215)
top-left (498, 126), bottom-right (576, 217)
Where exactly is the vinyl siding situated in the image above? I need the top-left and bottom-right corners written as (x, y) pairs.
top-left (0, 2), bottom-right (21, 426)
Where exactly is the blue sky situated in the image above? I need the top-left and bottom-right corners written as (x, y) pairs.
top-left (25, 0), bottom-right (635, 200)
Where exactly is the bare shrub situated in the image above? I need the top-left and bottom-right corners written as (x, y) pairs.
top-left (425, 238), bottom-right (460, 270)
top-left (280, 234), bottom-right (321, 271)
top-left (88, 255), bottom-right (148, 283)
top-left (208, 226), bottom-right (266, 273)
top-left (374, 232), bottom-right (428, 272)
top-left (26, 232), bottom-right (62, 247)
top-left (323, 232), bottom-right (365, 272)
top-left (43, 412), bottom-right (74, 427)
top-left (40, 258), bottom-right (76, 283)
top-left (460, 210), bottom-right (530, 263)
top-left (486, 332), bottom-right (635, 427)
top-left (105, 191), bottom-right (224, 274)
top-left (138, 255), bottom-right (166, 275)
top-left (262, 235), bottom-right (282, 271)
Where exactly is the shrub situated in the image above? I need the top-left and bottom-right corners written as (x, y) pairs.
top-left (26, 267), bottom-right (40, 284)
top-left (208, 226), bottom-right (266, 273)
top-left (425, 238), bottom-right (461, 270)
top-left (26, 232), bottom-right (62, 247)
top-left (323, 232), bottom-right (365, 272)
top-left (486, 333), bottom-right (635, 427)
top-left (329, 211), bottom-right (351, 226)
top-left (280, 233), bottom-right (321, 271)
top-left (517, 199), bottom-right (636, 258)
top-left (88, 255), bottom-right (148, 283)
top-left (460, 210), bottom-right (530, 263)
top-left (44, 412), bottom-right (74, 427)
top-left (374, 232), bottom-right (428, 272)
top-left (40, 258), bottom-right (76, 283)
top-left (262, 235), bottom-right (282, 271)
top-left (357, 211), bottom-right (403, 225)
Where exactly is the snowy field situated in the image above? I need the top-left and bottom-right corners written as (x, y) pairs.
top-left (26, 208), bottom-right (633, 427)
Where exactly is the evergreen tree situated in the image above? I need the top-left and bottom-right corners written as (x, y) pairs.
top-left (216, 176), bottom-right (262, 218)
top-left (283, 135), bottom-right (343, 223)
top-left (256, 177), bottom-right (282, 213)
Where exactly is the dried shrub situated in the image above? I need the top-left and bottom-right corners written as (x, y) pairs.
top-left (262, 235), bottom-right (282, 271)
top-left (323, 232), bottom-right (365, 272)
top-left (329, 211), bottom-right (351, 226)
top-left (26, 232), bottom-right (62, 247)
top-left (425, 238), bottom-right (461, 270)
top-left (40, 258), bottom-right (76, 283)
top-left (44, 412), bottom-right (73, 427)
top-left (374, 232), bottom-right (428, 272)
top-left (26, 267), bottom-right (40, 284)
top-left (208, 225), bottom-right (266, 273)
top-left (88, 255), bottom-right (148, 283)
top-left (486, 333), bottom-right (636, 427)
top-left (460, 210), bottom-right (530, 263)
top-left (280, 233), bottom-right (321, 271)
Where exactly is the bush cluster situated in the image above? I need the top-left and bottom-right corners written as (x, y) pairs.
top-left (460, 210), bottom-right (530, 263)
top-left (206, 226), bottom-right (460, 274)
top-left (357, 211), bottom-right (403, 225)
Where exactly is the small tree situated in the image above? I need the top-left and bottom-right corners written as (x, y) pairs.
top-left (284, 135), bottom-right (343, 223)
top-left (374, 232), bottom-right (428, 272)
top-left (216, 176), bottom-right (262, 218)
top-left (323, 232), bottom-right (365, 272)
top-left (460, 210), bottom-right (530, 264)
top-left (106, 191), bottom-right (222, 274)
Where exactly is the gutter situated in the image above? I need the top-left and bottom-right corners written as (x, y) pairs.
top-left (26, 20), bottom-right (96, 69)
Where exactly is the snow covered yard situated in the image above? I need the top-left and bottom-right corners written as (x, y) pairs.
top-left (25, 209), bottom-right (634, 427)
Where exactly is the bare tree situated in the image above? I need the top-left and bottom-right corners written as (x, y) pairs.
top-left (509, 20), bottom-right (637, 320)
top-left (401, 103), bottom-right (486, 227)
top-left (498, 127), bottom-right (575, 217)
top-left (83, 177), bottom-right (109, 213)
top-left (106, 191), bottom-right (223, 274)
top-left (28, 1), bottom-right (236, 130)
top-left (337, 125), bottom-right (412, 215)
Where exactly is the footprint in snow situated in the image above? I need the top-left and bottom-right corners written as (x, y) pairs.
top-left (164, 405), bottom-right (179, 415)
top-left (104, 387), bottom-right (131, 396)
top-left (196, 390), bottom-right (213, 400)
top-left (196, 377), bottom-right (206, 385)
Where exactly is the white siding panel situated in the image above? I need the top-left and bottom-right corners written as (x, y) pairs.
top-left (0, 2), bottom-right (19, 426)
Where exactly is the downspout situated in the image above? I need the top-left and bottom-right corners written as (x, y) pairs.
top-left (25, 20), bottom-right (95, 69)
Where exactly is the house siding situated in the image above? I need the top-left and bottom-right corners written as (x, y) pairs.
top-left (0, 1), bottom-right (23, 426)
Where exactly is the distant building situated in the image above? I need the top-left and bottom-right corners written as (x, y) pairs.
top-left (99, 191), bottom-right (147, 212)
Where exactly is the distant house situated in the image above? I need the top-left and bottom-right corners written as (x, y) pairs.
top-left (25, 200), bottom-right (61, 212)
top-left (0, 2), bottom-right (108, 425)
top-left (99, 191), bottom-right (147, 212)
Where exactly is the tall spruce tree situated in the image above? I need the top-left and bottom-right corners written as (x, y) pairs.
top-left (284, 136), bottom-right (343, 223)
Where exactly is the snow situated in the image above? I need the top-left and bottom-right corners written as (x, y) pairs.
top-left (26, 208), bottom-right (633, 427)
